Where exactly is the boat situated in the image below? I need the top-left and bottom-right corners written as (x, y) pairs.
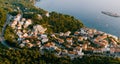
top-left (101, 11), bottom-right (120, 17)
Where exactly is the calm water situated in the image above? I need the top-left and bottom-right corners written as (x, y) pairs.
top-left (35, 0), bottom-right (120, 37)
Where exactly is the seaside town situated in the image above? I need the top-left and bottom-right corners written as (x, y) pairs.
top-left (1, 0), bottom-right (120, 64)
top-left (8, 13), bottom-right (120, 59)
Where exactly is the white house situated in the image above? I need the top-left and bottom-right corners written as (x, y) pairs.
top-left (41, 34), bottom-right (47, 39)
top-left (33, 25), bottom-right (47, 34)
top-left (24, 19), bottom-right (32, 28)
top-left (14, 14), bottom-right (21, 21)
top-left (59, 32), bottom-right (64, 36)
top-left (64, 31), bottom-right (71, 36)
top-left (41, 38), bottom-right (49, 43)
top-left (45, 12), bottom-right (50, 17)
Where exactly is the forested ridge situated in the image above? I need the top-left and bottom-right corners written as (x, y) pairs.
top-left (0, 43), bottom-right (120, 64)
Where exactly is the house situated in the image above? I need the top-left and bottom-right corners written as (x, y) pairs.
top-left (45, 12), bottom-right (50, 17)
top-left (93, 48), bottom-right (103, 53)
top-left (25, 40), bottom-right (30, 43)
top-left (13, 9), bottom-right (17, 12)
top-left (74, 31), bottom-right (80, 36)
top-left (77, 49), bottom-right (84, 56)
top-left (43, 42), bottom-right (56, 51)
top-left (14, 13), bottom-right (21, 21)
top-left (65, 45), bottom-right (71, 48)
top-left (94, 39), bottom-right (108, 47)
top-left (44, 43), bottom-right (51, 48)
top-left (24, 19), bottom-right (32, 28)
top-left (33, 25), bottom-right (47, 34)
top-left (68, 51), bottom-right (77, 59)
top-left (58, 38), bottom-right (64, 44)
top-left (107, 34), bottom-right (118, 40)
top-left (50, 42), bottom-right (56, 47)
top-left (36, 41), bottom-right (41, 46)
top-left (19, 21), bottom-right (24, 25)
top-left (17, 7), bottom-right (20, 10)
top-left (51, 34), bottom-right (57, 39)
top-left (21, 40), bottom-right (30, 47)
top-left (64, 31), bottom-right (71, 36)
top-left (78, 36), bottom-right (84, 42)
top-left (16, 30), bottom-right (23, 37)
top-left (83, 36), bottom-right (88, 40)
top-left (93, 29), bottom-right (97, 34)
top-left (67, 42), bottom-right (73, 46)
top-left (74, 46), bottom-right (84, 56)
top-left (110, 47), bottom-right (115, 54)
top-left (37, 14), bottom-right (42, 20)
top-left (66, 38), bottom-right (73, 43)
top-left (55, 48), bottom-right (62, 55)
top-left (11, 24), bottom-right (16, 29)
top-left (29, 31), bottom-right (34, 36)
top-left (41, 34), bottom-right (47, 39)
top-left (66, 38), bottom-right (73, 45)
top-left (22, 33), bottom-right (28, 37)
top-left (61, 49), bottom-right (68, 56)
top-left (93, 35), bottom-right (108, 47)
top-left (40, 34), bottom-right (49, 43)
top-left (41, 38), bottom-right (49, 43)
top-left (21, 18), bottom-right (26, 22)
top-left (22, 30), bottom-right (27, 33)
top-left (80, 28), bottom-right (87, 35)
top-left (74, 46), bottom-right (81, 51)
top-left (26, 43), bottom-right (34, 48)
top-left (14, 14), bottom-right (21, 21)
top-left (17, 23), bottom-right (22, 30)
top-left (19, 43), bottom-right (25, 48)
top-left (110, 47), bottom-right (120, 54)
top-left (82, 43), bottom-right (88, 50)
top-left (33, 31), bottom-right (38, 36)
top-left (102, 47), bottom-right (110, 52)
top-left (59, 32), bottom-right (64, 36)
top-left (17, 38), bottom-right (22, 41)
top-left (12, 20), bottom-right (18, 25)
top-left (11, 20), bottom-right (18, 29)
top-left (96, 31), bottom-right (104, 35)
top-left (87, 47), bottom-right (94, 51)
top-left (110, 38), bottom-right (117, 45)
top-left (87, 29), bottom-right (93, 35)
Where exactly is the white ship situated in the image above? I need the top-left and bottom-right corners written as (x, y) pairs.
top-left (101, 11), bottom-right (120, 17)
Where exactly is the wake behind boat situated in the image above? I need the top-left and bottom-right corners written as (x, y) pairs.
top-left (101, 11), bottom-right (120, 17)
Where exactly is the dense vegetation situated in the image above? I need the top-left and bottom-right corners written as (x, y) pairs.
top-left (31, 12), bottom-right (84, 33)
top-left (0, 8), bottom-right (6, 32)
top-left (4, 26), bottom-right (18, 47)
top-left (0, 43), bottom-right (120, 64)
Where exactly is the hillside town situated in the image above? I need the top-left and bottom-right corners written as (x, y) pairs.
top-left (8, 13), bottom-right (120, 59)
top-left (1, 0), bottom-right (120, 64)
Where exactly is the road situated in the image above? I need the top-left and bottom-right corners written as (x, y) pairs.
top-left (0, 14), bottom-right (12, 49)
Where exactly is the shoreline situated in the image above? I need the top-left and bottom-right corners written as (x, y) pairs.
top-left (34, 1), bottom-right (119, 38)
top-left (34, 0), bottom-right (120, 37)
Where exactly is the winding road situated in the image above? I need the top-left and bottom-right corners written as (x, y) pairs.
top-left (0, 14), bottom-right (12, 49)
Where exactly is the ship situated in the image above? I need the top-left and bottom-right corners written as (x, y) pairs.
top-left (101, 11), bottom-right (120, 17)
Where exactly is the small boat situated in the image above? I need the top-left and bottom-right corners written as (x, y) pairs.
top-left (101, 11), bottom-right (120, 17)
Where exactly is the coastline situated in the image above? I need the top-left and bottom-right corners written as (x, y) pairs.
top-left (34, 1), bottom-right (119, 39)
top-left (1, 0), bottom-right (120, 63)
top-left (35, 0), bottom-right (120, 37)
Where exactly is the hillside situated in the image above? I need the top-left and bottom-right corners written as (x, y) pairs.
top-left (1, 0), bottom-right (120, 64)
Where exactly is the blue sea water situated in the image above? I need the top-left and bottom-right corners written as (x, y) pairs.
top-left (35, 0), bottom-right (120, 37)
